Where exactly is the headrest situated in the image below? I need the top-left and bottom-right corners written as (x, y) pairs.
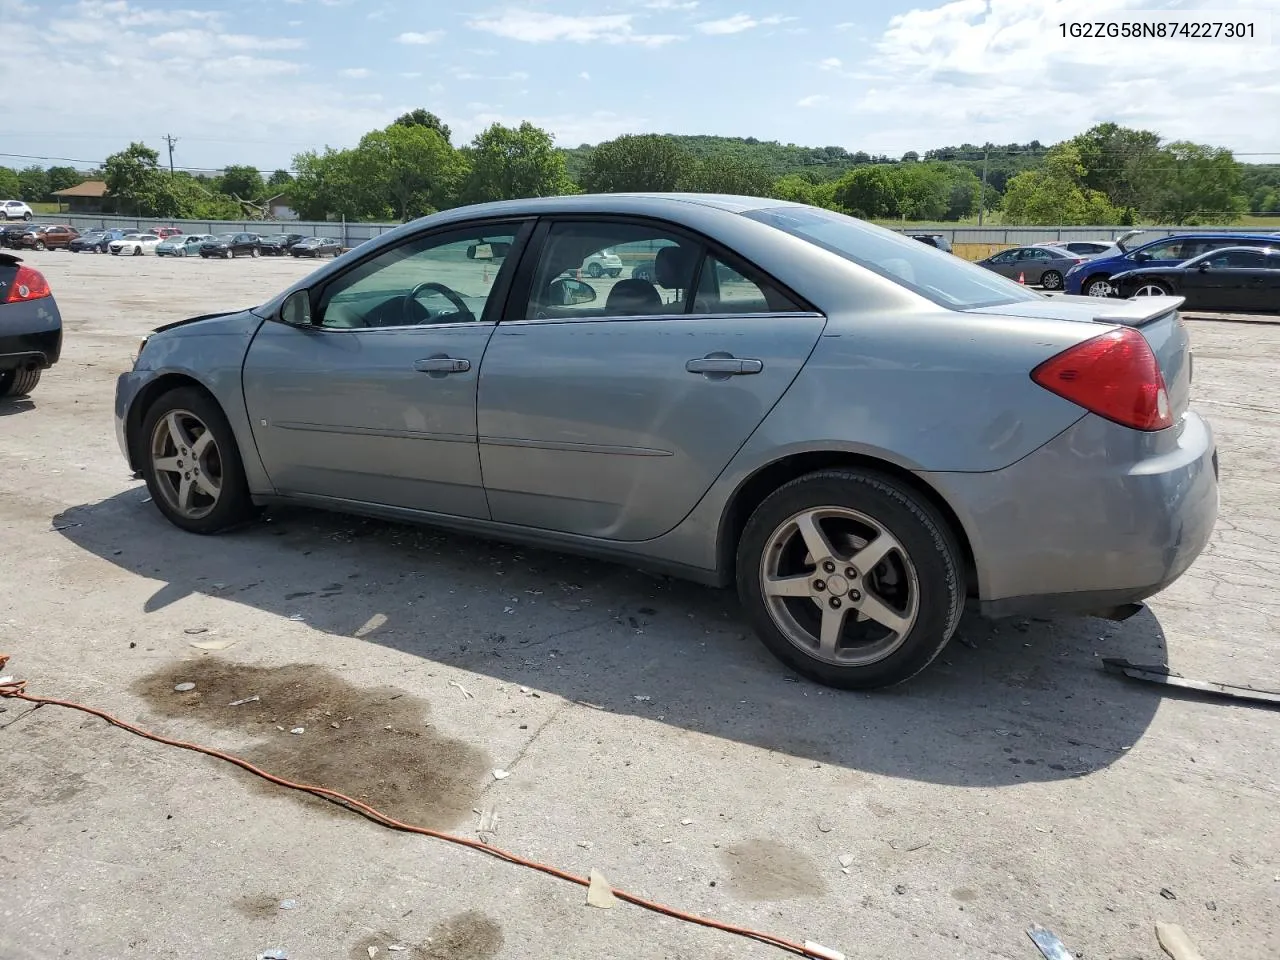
top-left (655, 245), bottom-right (698, 289)
top-left (605, 279), bottom-right (663, 315)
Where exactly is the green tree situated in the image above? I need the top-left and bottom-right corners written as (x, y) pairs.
top-left (218, 165), bottom-right (265, 201)
top-left (461, 122), bottom-right (572, 204)
top-left (17, 166), bottom-right (49, 203)
top-left (1069, 122), bottom-right (1161, 211)
top-left (45, 166), bottom-right (82, 197)
top-left (1142, 141), bottom-right (1244, 223)
top-left (892, 163), bottom-right (951, 220)
top-left (352, 123), bottom-right (461, 219)
top-left (832, 165), bottom-right (901, 218)
top-left (290, 147), bottom-right (367, 221)
top-left (768, 174), bottom-right (816, 204)
top-left (267, 169), bottom-right (294, 191)
top-left (0, 166), bottom-right (19, 199)
top-left (1000, 144), bottom-right (1121, 225)
top-left (394, 109), bottom-right (452, 145)
top-left (679, 154), bottom-right (772, 195)
top-left (579, 134), bottom-right (691, 193)
top-left (103, 142), bottom-right (168, 216)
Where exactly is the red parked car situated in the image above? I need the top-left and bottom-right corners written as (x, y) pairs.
top-left (151, 227), bottom-right (183, 239)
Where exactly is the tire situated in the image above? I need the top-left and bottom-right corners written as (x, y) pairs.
top-left (1040, 270), bottom-right (1063, 290)
top-left (23, 212), bottom-right (31, 221)
top-left (251, 247), bottom-right (259, 258)
top-left (735, 469), bottom-right (964, 690)
top-left (1084, 275), bottom-right (1112, 297)
top-left (0, 367), bottom-right (42, 398)
top-left (586, 262), bottom-right (604, 278)
top-left (133, 245), bottom-right (142, 256)
top-left (608, 269), bottom-right (622, 278)
top-left (139, 387), bottom-right (255, 534)
top-left (33, 240), bottom-right (45, 251)
top-left (1132, 280), bottom-right (1172, 297)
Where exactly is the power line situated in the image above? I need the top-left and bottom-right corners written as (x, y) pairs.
top-left (162, 134), bottom-right (178, 176)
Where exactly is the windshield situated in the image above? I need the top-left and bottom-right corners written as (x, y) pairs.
top-left (213, 234), bottom-right (235, 242)
top-left (743, 206), bottom-right (1040, 310)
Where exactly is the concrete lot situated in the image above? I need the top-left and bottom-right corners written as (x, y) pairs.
top-left (2, 251), bottom-right (1278, 960)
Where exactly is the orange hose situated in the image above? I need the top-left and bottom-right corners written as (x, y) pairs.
top-left (0, 657), bottom-right (812, 956)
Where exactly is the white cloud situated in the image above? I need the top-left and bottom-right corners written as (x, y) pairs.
top-left (646, 0), bottom-right (698, 8)
top-left (695, 13), bottom-right (793, 35)
top-left (850, 0), bottom-right (1280, 154)
top-left (396, 30), bottom-right (444, 44)
top-left (400, 71), bottom-right (422, 79)
top-left (287, 19), bottom-right (302, 27)
top-left (341, 67), bottom-right (370, 78)
top-left (797, 94), bottom-right (828, 108)
top-left (579, 71), bottom-right (590, 80)
top-left (819, 57), bottom-right (841, 70)
top-left (468, 9), bottom-right (680, 46)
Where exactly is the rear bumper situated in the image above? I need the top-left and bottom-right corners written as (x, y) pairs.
top-left (924, 411), bottom-right (1218, 618)
top-left (0, 301), bottom-right (63, 371)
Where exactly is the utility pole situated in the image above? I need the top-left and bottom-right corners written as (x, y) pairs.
top-left (977, 145), bottom-right (990, 226)
top-left (163, 134), bottom-right (178, 175)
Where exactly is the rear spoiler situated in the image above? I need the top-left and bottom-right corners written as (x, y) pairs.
top-left (1092, 295), bottom-right (1184, 327)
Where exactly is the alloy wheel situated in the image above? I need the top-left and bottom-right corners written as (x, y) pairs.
top-left (1134, 283), bottom-right (1169, 297)
top-left (1085, 278), bottom-right (1112, 297)
top-left (759, 506), bottom-right (920, 667)
top-left (149, 409), bottom-right (223, 520)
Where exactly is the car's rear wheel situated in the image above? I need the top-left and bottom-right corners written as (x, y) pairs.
top-left (133, 245), bottom-right (142, 256)
top-left (251, 247), bottom-right (259, 258)
top-left (1040, 270), bottom-right (1063, 290)
top-left (586, 262), bottom-right (604, 278)
top-left (1084, 276), bottom-right (1112, 297)
top-left (0, 367), bottom-right (42, 398)
top-left (1133, 281), bottom-right (1172, 297)
top-left (736, 469), bottom-right (963, 689)
top-left (22, 212), bottom-right (31, 221)
top-left (33, 240), bottom-right (45, 251)
top-left (140, 387), bottom-right (254, 534)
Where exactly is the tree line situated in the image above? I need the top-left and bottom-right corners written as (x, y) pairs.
top-left (6, 115), bottom-right (1276, 226)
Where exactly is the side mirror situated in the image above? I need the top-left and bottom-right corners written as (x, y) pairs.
top-left (548, 278), bottom-right (596, 306)
top-left (1133, 252), bottom-right (1151, 262)
top-left (280, 289), bottom-right (314, 326)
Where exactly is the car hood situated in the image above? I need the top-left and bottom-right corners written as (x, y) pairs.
top-left (1109, 265), bottom-right (1182, 281)
top-left (152, 309), bottom-right (254, 335)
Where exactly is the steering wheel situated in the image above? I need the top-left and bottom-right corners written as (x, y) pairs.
top-left (404, 281), bottom-right (473, 325)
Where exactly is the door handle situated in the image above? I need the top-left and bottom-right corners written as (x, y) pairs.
top-left (413, 357), bottom-right (471, 374)
top-left (685, 356), bottom-right (764, 376)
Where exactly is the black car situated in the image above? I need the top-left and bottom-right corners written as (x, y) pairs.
top-left (0, 252), bottom-right (62, 399)
top-left (257, 233), bottom-right (306, 256)
top-left (1111, 245), bottom-right (1280, 313)
top-left (69, 229), bottom-right (126, 253)
top-left (290, 236), bottom-right (343, 258)
top-left (200, 232), bottom-right (261, 259)
top-left (2, 223), bottom-right (44, 250)
top-left (907, 233), bottom-right (954, 253)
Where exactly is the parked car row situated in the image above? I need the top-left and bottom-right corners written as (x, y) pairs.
top-left (1, 223), bottom-right (348, 259)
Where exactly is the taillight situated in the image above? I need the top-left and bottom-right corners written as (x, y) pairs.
top-left (4, 264), bottom-right (51, 303)
top-left (1031, 327), bottom-right (1172, 431)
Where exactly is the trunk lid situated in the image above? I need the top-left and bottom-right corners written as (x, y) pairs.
top-left (973, 293), bottom-right (1192, 420)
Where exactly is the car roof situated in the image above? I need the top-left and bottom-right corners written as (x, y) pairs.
top-left (1139, 232), bottom-right (1280, 243)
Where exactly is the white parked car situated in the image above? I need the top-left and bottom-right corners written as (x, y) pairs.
top-left (109, 233), bottom-right (163, 257)
top-left (579, 248), bottom-right (623, 278)
top-left (2, 200), bottom-right (33, 221)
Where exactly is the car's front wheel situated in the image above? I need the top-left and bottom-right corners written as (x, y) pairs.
top-left (1084, 276), bottom-right (1112, 297)
top-left (140, 387), bottom-right (255, 534)
top-left (0, 367), bottom-right (42, 398)
top-left (251, 247), bottom-right (259, 258)
top-left (1133, 280), bottom-right (1173, 297)
top-left (1040, 270), bottom-right (1063, 290)
top-left (133, 245), bottom-right (142, 256)
top-left (736, 469), bottom-right (963, 689)
top-left (22, 212), bottom-right (31, 221)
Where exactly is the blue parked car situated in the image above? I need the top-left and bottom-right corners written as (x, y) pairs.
top-left (156, 234), bottom-right (212, 257)
top-left (68, 228), bottom-right (126, 253)
top-left (1065, 233), bottom-right (1280, 297)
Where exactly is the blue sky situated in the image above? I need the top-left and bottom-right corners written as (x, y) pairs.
top-left (1, 0), bottom-right (1277, 174)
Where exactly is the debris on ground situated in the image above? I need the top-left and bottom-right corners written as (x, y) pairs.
top-left (1160, 887), bottom-right (1178, 900)
top-left (190, 637), bottom-right (240, 651)
top-left (680, 819), bottom-right (693, 826)
top-left (173, 682), bottom-right (195, 693)
top-left (476, 804), bottom-right (498, 837)
top-left (816, 815), bottom-right (833, 833)
top-left (838, 854), bottom-right (855, 868)
top-left (228, 695), bottom-right (260, 707)
top-left (1155, 924), bottom-right (1205, 960)
top-left (492, 768), bottom-right (511, 780)
top-left (448, 680), bottom-right (474, 700)
top-left (893, 883), bottom-right (907, 895)
top-left (278, 899), bottom-right (297, 910)
top-left (289, 727), bottom-right (304, 735)
top-left (633, 695), bottom-right (651, 702)
top-left (184, 627), bottom-right (209, 635)
top-left (257, 950), bottom-right (288, 960)
top-left (1102, 657), bottom-right (1280, 708)
top-left (577, 840), bottom-right (593, 849)
top-left (586, 868), bottom-right (617, 909)
top-left (886, 837), bottom-right (930, 852)
top-left (1026, 924), bottom-right (1074, 960)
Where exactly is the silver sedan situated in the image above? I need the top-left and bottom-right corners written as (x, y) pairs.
top-left (115, 195), bottom-right (1217, 689)
top-left (976, 245), bottom-right (1084, 290)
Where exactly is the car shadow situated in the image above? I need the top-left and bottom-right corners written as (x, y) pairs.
top-left (54, 490), bottom-right (1167, 787)
top-left (0, 397), bottom-right (36, 416)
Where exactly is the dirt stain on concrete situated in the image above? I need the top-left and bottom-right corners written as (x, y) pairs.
top-left (350, 912), bottom-right (503, 960)
top-left (133, 659), bottom-right (490, 828)
top-left (951, 887), bottom-right (979, 902)
top-left (718, 839), bottom-right (827, 901)
top-left (233, 893), bottom-right (282, 920)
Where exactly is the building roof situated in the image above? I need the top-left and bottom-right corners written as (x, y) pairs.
top-left (53, 180), bottom-right (109, 198)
